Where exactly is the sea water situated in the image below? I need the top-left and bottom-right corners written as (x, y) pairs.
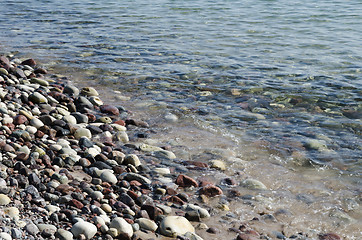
top-left (0, 0), bottom-right (361, 238)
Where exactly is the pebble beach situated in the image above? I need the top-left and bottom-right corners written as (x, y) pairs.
top-left (0, 53), bottom-right (355, 240)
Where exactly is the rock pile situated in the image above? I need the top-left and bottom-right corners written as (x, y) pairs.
top-left (0, 55), bottom-right (344, 240)
top-left (0, 55), bottom-right (225, 240)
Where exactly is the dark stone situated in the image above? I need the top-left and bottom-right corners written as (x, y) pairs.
top-left (28, 173), bottom-right (41, 186)
top-left (125, 119), bottom-right (149, 128)
top-left (100, 104), bottom-right (119, 115)
top-left (34, 68), bottom-right (48, 74)
top-left (318, 233), bottom-right (341, 240)
top-left (207, 227), bottom-right (220, 234)
top-left (185, 210), bottom-right (201, 222)
top-left (21, 58), bottom-right (37, 67)
top-left (79, 136), bottom-right (94, 148)
top-left (141, 205), bottom-right (162, 220)
top-left (119, 193), bottom-right (135, 207)
top-left (86, 125), bottom-right (103, 134)
top-left (14, 68), bottom-right (26, 78)
top-left (13, 115), bottom-right (28, 125)
top-left (26, 185), bottom-right (40, 198)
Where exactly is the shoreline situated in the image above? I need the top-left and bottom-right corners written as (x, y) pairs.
top-left (0, 54), bottom-right (353, 240)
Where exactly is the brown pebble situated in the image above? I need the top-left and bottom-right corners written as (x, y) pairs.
top-left (34, 68), bottom-right (48, 74)
top-left (141, 205), bottom-right (163, 220)
top-left (56, 184), bottom-right (75, 194)
top-left (199, 184), bottom-right (223, 197)
top-left (21, 58), bottom-right (37, 67)
top-left (166, 188), bottom-right (178, 196)
top-left (318, 233), bottom-right (341, 240)
top-left (100, 104), bottom-right (119, 115)
top-left (184, 161), bottom-right (209, 168)
top-left (166, 195), bottom-right (185, 205)
top-left (237, 233), bottom-right (260, 240)
top-left (207, 227), bottom-right (220, 234)
top-left (69, 199), bottom-right (84, 209)
top-left (175, 174), bottom-right (198, 188)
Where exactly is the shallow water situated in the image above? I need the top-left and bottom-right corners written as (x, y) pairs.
top-left (1, 0), bottom-right (361, 238)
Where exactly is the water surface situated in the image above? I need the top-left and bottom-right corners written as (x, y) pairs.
top-left (1, 0), bottom-right (361, 238)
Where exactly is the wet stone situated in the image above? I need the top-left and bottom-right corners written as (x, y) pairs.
top-left (100, 104), bottom-right (119, 115)
top-left (199, 184), bottom-right (223, 197)
top-left (175, 174), bottom-right (198, 188)
top-left (318, 233), bottom-right (341, 240)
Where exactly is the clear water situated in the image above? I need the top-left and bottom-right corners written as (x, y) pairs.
top-left (1, 0), bottom-right (361, 238)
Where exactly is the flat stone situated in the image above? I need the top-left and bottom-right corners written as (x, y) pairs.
top-left (124, 173), bottom-right (151, 185)
top-left (36, 224), bottom-right (57, 234)
top-left (183, 204), bottom-right (210, 218)
top-left (136, 218), bottom-right (158, 232)
top-left (71, 221), bottom-right (97, 239)
top-left (241, 179), bottom-right (267, 190)
top-left (155, 150), bottom-right (176, 159)
top-left (100, 171), bottom-right (117, 185)
top-left (139, 143), bottom-right (163, 152)
top-left (63, 85), bottom-right (80, 96)
top-left (55, 229), bottom-right (74, 240)
top-left (318, 233), bottom-right (341, 240)
top-left (0, 193), bottom-right (11, 205)
top-left (29, 92), bottom-right (48, 104)
top-left (109, 217), bottom-right (133, 238)
top-left (30, 77), bottom-right (49, 86)
top-left (159, 216), bottom-right (195, 237)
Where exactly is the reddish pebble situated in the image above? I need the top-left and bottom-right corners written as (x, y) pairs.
top-left (69, 199), bottom-right (84, 209)
top-left (13, 115), bottom-right (28, 125)
top-left (114, 120), bottom-right (125, 126)
top-left (184, 161), bottom-right (208, 168)
top-left (199, 184), bottom-right (223, 197)
top-left (100, 104), bottom-right (119, 115)
top-left (166, 195), bottom-right (185, 205)
top-left (175, 174), bottom-right (198, 188)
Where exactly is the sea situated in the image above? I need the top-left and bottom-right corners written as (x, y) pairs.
top-left (0, 0), bottom-right (361, 238)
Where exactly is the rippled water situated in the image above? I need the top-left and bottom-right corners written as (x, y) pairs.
top-left (1, 0), bottom-right (361, 238)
